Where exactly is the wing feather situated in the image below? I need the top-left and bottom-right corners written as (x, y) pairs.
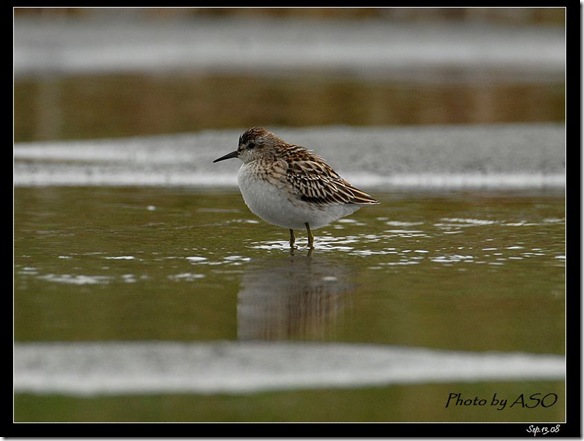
top-left (283, 147), bottom-right (378, 206)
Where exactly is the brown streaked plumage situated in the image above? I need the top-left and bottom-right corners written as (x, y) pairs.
top-left (213, 127), bottom-right (379, 248)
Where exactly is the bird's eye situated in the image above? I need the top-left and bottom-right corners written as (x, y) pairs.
top-left (247, 142), bottom-right (256, 150)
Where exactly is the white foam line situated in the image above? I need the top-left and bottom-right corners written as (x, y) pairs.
top-left (13, 170), bottom-right (565, 189)
top-left (14, 342), bottom-right (565, 396)
top-left (13, 124), bottom-right (565, 189)
top-left (346, 173), bottom-right (566, 189)
top-left (14, 18), bottom-right (565, 77)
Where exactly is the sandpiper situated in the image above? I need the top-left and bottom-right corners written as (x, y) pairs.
top-left (213, 127), bottom-right (379, 248)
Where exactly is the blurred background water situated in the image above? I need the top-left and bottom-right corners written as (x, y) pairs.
top-left (14, 7), bottom-right (564, 142)
top-left (13, 7), bottom-right (566, 425)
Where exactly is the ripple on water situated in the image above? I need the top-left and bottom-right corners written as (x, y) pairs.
top-left (186, 256), bottom-right (207, 262)
top-left (36, 274), bottom-right (114, 285)
top-left (168, 273), bottom-right (206, 281)
top-left (247, 226), bottom-right (563, 269)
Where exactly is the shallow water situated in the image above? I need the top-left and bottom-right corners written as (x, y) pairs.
top-left (15, 187), bottom-right (565, 349)
top-left (13, 186), bottom-right (565, 421)
top-left (15, 187), bottom-right (566, 349)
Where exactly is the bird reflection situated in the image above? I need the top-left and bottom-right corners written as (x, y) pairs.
top-left (237, 253), bottom-right (356, 341)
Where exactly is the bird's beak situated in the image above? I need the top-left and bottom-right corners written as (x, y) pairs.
top-left (213, 150), bottom-right (239, 163)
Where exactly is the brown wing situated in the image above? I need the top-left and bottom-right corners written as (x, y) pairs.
top-left (284, 148), bottom-right (378, 206)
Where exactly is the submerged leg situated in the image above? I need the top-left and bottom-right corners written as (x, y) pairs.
top-left (305, 223), bottom-right (314, 248)
top-left (289, 229), bottom-right (295, 248)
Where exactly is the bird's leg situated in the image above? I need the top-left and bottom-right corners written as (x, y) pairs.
top-left (305, 223), bottom-right (314, 248)
top-left (289, 229), bottom-right (295, 248)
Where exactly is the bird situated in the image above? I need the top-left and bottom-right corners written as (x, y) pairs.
top-left (213, 127), bottom-right (379, 248)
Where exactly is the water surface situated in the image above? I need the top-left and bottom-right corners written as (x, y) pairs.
top-left (14, 187), bottom-right (565, 348)
top-left (13, 11), bottom-right (567, 424)
top-left (14, 186), bottom-right (565, 421)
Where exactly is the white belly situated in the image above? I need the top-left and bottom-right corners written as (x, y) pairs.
top-left (237, 164), bottom-right (359, 230)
